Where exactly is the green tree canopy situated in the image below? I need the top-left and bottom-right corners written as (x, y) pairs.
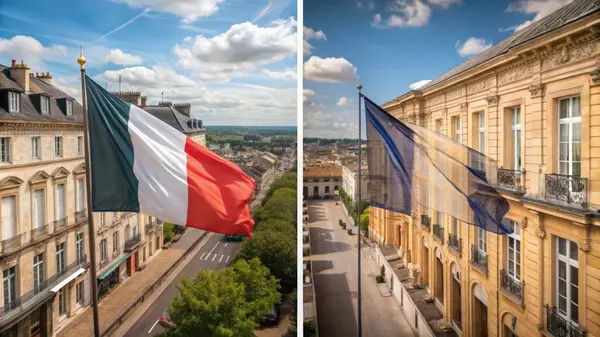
top-left (231, 258), bottom-right (280, 316)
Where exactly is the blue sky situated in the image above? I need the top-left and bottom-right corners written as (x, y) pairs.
top-left (303, 0), bottom-right (573, 138)
top-left (0, 0), bottom-right (297, 126)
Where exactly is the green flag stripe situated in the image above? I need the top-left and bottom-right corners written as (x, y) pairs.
top-left (86, 75), bottom-right (140, 211)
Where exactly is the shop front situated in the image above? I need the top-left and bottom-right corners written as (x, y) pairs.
top-left (97, 254), bottom-right (129, 299)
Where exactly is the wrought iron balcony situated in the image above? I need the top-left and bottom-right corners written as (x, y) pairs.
top-left (545, 305), bottom-right (585, 337)
top-left (448, 233), bottom-right (461, 256)
top-left (1, 233), bottom-right (23, 255)
top-left (497, 168), bottom-right (523, 191)
top-left (53, 216), bottom-right (68, 232)
top-left (545, 174), bottom-right (588, 207)
top-left (30, 225), bottom-right (49, 242)
top-left (124, 233), bottom-right (141, 252)
top-left (0, 255), bottom-right (86, 323)
top-left (433, 224), bottom-right (444, 243)
top-left (421, 215), bottom-right (431, 231)
top-left (75, 209), bottom-right (87, 223)
top-left (470, 245), bottom-right (488, 275)
top-left (145, 220), bottom-right (162, 233)
top-left (500, 270), bottom-right (525, 305)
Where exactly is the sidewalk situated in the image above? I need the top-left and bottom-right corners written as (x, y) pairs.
top-left (56, 229), bottom-right (206, 337)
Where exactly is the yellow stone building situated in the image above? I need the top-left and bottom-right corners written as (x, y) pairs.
top-left (369, 1), bottom-right (600, 337)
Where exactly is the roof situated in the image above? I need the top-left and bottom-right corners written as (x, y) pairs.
top-left (398, 0), bottom-right (600, 97)
top-left (142, 105), bottom-right (204, 135)
top-left (0, 65), bottom-right (84, 124)
top-left (303, 166), bottom-right (342, 178)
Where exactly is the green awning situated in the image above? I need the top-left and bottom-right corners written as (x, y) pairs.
top-left (98, 254), bottom-right (130, 280)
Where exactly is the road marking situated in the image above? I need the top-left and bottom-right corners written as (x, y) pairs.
top-left (224, 242), bottom-right (228, 247)
top-left (204, 242), bottom-right (219, 260)
top-left (200, 253), bottom-right (205, 260)
top-left (148, 319), bottom-right (159, 334)
top-left (212, 254), bottom-right (217, 261)
top-left (226, 255), bottom-right (230, 263)
top-left (219, 255), bottom-right (224, 262)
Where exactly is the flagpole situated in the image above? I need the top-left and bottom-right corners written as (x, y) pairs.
top-left (356, 84), bottom-right (362, 337)
top-left (78, 47), bottom-right (101, 337)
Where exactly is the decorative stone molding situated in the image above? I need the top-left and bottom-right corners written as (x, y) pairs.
top-left (29, 170), bottom-right (50, 185)
top-left (591, 59), bottom-right (600, 85)
top-left (34, 243), bottom-right (46, 254)
top-left (537, 229), bottom-right (546, 239)
top-left (447, 87), bottom-right (465, 100)
top-left (485, 92), bottom-right (499, 106)
top-left (541, 41), bottom-right (595, 71)
top-left (2, 253), bottom-right (20, 267)
top-left (460, 102), bottom-right (468, 111)
top-left (429, 94), bottom-right (444, 106)
top-left (520, 216), bottom-right (528, 229)
top-left (529, 76), bottom-right (545, 98)
top-left (498, 65), bottom-right (533, 85)
top-left (0, 176), bottom-right (24, 190)
top-left (579, 242), bottom-right (591, 253)
top-left (467, 78), bottom-right (490, 94)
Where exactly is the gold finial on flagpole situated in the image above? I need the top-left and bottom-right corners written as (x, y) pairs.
top-left (77, 46), bottom-right (87, 70)
top-left (357, 84), bottom-right (363, 90)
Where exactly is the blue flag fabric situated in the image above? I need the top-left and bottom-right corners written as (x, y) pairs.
top-left (364, 96), bottom-right (511, 234)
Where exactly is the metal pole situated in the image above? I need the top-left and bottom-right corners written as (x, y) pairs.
top-left (78, 47), bottom-right (101, 337)
top-left (356, 84), bottom-right (362, 337)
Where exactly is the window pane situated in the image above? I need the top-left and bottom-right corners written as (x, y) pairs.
top-left (559, 99), bottom-right (569, 119)
top-left (570, 241), bottom-right (578, 261)
top-left (559, 143), bottom-right (569, 160)
top-left (572, 122), bottom-right (581, 142)
top-left (572, 143), bottom-right (581, 162)
top-left (558, 238), bottom-right (566, 256)
top-left (559, 124), bottom-right (569, 142)
top-left (572, 97), bottom-right (581, 117)
top-left (571, 303), bottom-right (579, 322)
top-left (573, 162), bottom-right (581, 177)
top-left (560, 162), bottom-right (569, 175)
top-left (558, 260), bottom-right (566, 279)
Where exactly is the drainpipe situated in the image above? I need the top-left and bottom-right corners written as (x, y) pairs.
top-left (536, 211), bottom-right (545, 331)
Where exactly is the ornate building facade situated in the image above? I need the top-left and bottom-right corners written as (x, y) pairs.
top-left (369, 1), bottom-right (600, 337)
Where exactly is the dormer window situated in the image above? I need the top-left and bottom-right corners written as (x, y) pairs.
top-left (8, 92), bottom-right (19, 112)
top-left (56, 98), bottom-right (74, 117)
top-left (41, 96), bottom-right (50, 114)
top-left (66, 100), bottom-right (73, 116)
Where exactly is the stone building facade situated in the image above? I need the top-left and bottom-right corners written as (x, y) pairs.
top-left (369, 1), bottom-right (600, 337)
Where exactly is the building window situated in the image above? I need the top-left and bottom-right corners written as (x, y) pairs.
top-left (77, 179), bottom-right (84, 212)
top-left (1, 137), bottom-right (10, 163)
top-left (511, 108), bottom-right (521, 171)
top-left (77, 136), bottom-right (83, 155)
top-left (436, 119), bottom-right (443, 134)
top-left (56, 183), bottom-right (65, 219)
top-left (507, 221), bottom-right (521, 280)
top-left (76, 233), bottom-right (84, 263)
top-left (58, 288), bottom-right (66, 317)
top-left (558, 97), bottom-right (581, 176)
top-left (100, 239), bottom-right (107, 262)
top-left (2, 195), bottom-right (16, 239)
top-left (33, 253), bottom-right (44, 291)
top-left (113, 232), bottom-right (119, 253)
top-left (76, 281), bottom-right (84, 305)
top-left (56, 242), bottom-right (65, 273)
top-left (3, 266), bottom-right (16, 306)
top-left (477, 227), bottom-right (486, 253)
top-left (453, 116), bottom-right (461, 143)
top-left (54, 137), bottom-right (62, 158)
top-left (435, 210), bottom-right (442, 225)
top-left (66, 100), bottom-right (73, 117)
top-left (125, 225), bottom-right (131, 240)
top-left (452, 217), bottom-right (459, 235)
top-left (8, 92), bottom-right (20, 112)
top-left (40, 96), bottom-right (50, 115)
top-left (31, 137), bottom-right (41, 159)
top-left (556, 237), bottom-right (579, 322)
top-left (478, 112), bottom-right (485, 154)
top-left (32, 189), bottom-right (44, 230)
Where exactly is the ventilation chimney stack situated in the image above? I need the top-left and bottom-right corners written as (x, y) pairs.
top-left (9, 60), bottom-right (30, 91)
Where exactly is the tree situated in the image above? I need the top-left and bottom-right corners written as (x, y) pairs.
top-left (360, 208), bottom-right (369, 233)
top-left (288, 289), bottom-right (297, 335)
top-left (163, 222), bottom-right (175, 243)
top-left (256, 218), bottom-right (295, 236)
top-left (230, 258), bottom-right (280, 318)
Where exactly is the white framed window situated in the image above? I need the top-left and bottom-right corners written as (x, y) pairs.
top-left (54, 137), bottom-right (62, 158)
top-left (100, 239), bottom-right (107, 262)
top-left (32, 189), bottom-right (44, 230)
top-left (452, 217), bottom-right (459, 235)
top-left (453, 116), bottom-right (462, 143)
top-left (436, 119), bottom-right (443, 134)
top-left (477, 227), bottom-right (486, 253)
top-left (557, 237), bottom-right (579, 323)
top-left (478, 112), bottom-right (486, 154)
top-left (558, 97), bottom-right (581, 176)
top-left (77, 136), bottom-right (83, 155)
top-left (1, 137), bottom-right (10, 163)
top-left (113, 231), bottom-right (119, 253)
top-left (56, 184), bottom-right (65, 220)
top-left (56, 242), bottom-right (65, 273)
top-left (2, 195), bottom-right (16, 239)
top-left (31, 137), bottom-right (41, 159)
top-left (3, 266), bottom-right (16, 306)
top-left (40, 96), bottom-right (50, 115)
top-left (58, 288), bottom-right (66, 317)
top-left (76, 281), bottom-right (84, 305)
top-left (76, 233), bottom-right (84, 263)
top-left (77, 179), bottom-right (84, 212)
top-left (33, 253), bottom-right (44, 291)
top-left (512, 107), bottom-right (521, 171)
top-left (8, 92), bottom-right (20, 113)
top-left (66, 100), bottom-right (73, 116)
top-left (506, 221), bottom-right (521, 280)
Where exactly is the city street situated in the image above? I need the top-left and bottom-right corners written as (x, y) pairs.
top-left (123, 233), bottom-right (241, 336)
top-left (308, 200), bottom-right (415, 337)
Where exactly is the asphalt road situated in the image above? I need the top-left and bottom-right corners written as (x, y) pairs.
top-left (124, 233), bottom-right (242, 336)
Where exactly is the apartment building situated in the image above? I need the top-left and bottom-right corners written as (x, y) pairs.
top-left (369, 1), bottom-right (600, 337)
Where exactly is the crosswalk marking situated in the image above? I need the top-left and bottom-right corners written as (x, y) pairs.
top-left (212, 254), bottom-right (217, 261)
top-left (200, 253), bottom-right (205, 260)
top-left (226, 255), bottom-right (230, 263)
top-left (219, 255), bottom-right (224, 262)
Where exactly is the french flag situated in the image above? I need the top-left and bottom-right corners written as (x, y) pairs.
top-left (85, 75), bottom-right (255, 237)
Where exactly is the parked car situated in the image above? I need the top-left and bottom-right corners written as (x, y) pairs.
top-left (225, 233), bottom-right (244, 241)
top-left (261, 304), bottom-right (281, 326)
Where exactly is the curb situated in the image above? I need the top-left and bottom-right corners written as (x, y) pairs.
top-left (95, 230), bottom-right (209, 337)
top-left (362, 246), bottom-right (393, 298)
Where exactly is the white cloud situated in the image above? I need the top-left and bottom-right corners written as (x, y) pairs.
top-left (262, 68), bottom-right (297, 81)
top-left (506, 0), bottom-right (572, 31)
top-left (0, 35), bottom-right (67, 70)
top-left (303, 26), bottom-right (326, 57)
top-left (113, 0), bottom-right (223, 23)
top-left (409, 79), bottom-right (431, 90)
top-left (387, 0), bottom-right (432, 27)
top-left (174, 18), bottom-right (296, 81)
top-left (455, 37), bottom-right (492, 57)
top-left (102, 65), bottom-right (197, 88)
top-left (304, 108), bottom-right (358, 138)
top-left (253, 1), bottom-right (274, 23)
top-left (427, 0), bottom-right (460, 9)
top-left (303, 56), bottom-right (358, 83)
top-left (303, 88), bottom-right (316, 106)
top-left (337, 96), bottom-right (348, 106)
top-left (104, 49), bottom-right (143, 65)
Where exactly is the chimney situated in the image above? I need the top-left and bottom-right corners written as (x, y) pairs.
top-left (141, 96), bottom-right (147, 107)
top-left (173, 103), bottom-right (191, 117)
top-left (39, 72), bottom-right (52, 84)
top-left (158, 101), bottom-right (173, 107)
top-left (111, 91), bottom-right (142, 106)
top-left (9, 60), bottom-right (30, 91)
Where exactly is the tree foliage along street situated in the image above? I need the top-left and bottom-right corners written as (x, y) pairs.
top-left (158, 258), bottom-right (280, 337)
top-left (360, 208), bottom-right (369, 234)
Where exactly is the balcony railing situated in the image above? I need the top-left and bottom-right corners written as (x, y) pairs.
top-left (0, 254), bottom-right (86, 321)
top-left (145, 220), bottom-right (162, 233)
top-left (497, 168), bottom-right (523, 191)
top-left (500, 270), bottom-right (525, 305)
top-left (30, 225), bottom-right (49, 242)
top-left (421, 215), bottom-right (431, 232)
top-left (75, 209), bottom-right (87, 223)
top-left (1, 233), bottom-right (23, 255)
top-left (545, 174), bottom-right (588, 207)
top-left (433, 224), bottom-right (444, 243)
top-left (545, 305), bottom-right (585, 337)
top-left (448, 233), bottom-right (461, 256)
top-left (124, 233), bottom-right (141, 252)
top-left (53, 216), bottom-right (68, 233)
top-left (471, 245), bottom-right (488, 275)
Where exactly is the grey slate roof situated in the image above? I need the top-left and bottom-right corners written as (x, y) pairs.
top-left (142, 105), bottom-right (204, 135)
top-left (0, 65), bottom-right (84, 123)
top-left (418, 0), bottom-right (600, 92)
